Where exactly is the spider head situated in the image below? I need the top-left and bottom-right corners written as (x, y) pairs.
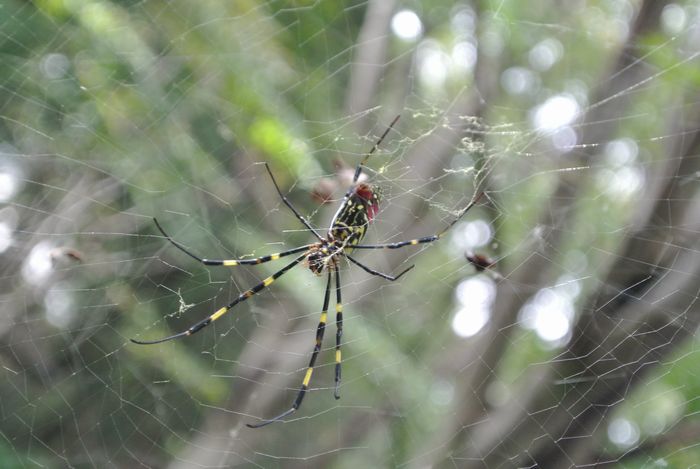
top-left (354, 183), bottom-right (382, 222)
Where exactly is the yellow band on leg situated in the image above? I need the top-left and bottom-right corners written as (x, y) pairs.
top-left (210, 307), bottom-right (227, 321)
top-left (303, 367), bottom-right (314, 386)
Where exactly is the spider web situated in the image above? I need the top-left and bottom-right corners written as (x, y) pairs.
top-left (2, 1), bottom-right (700, 467)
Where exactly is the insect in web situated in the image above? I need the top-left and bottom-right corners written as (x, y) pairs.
top-left (131, 115), bottom-right (484, 427)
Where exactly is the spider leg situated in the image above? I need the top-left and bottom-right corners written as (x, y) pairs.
top-left (333, 265), bottom-right (342, 399)
top-left (352, 192), bottom-right (484, 250)
top-left (154, 218), bottom-right (312, 266)
top-left (350, 236), bottom-right (438, 250)
top-left (332, 116), bottom-right (402, 217)
top-left (263, 162), bottom-right (324, 242)
top-left (352, 114), bottom-right (401, 184)
top-left (247, 270), bottom-right (333, 428)
top-left (346, 255), bottom-right (414, 281)
top-left (131, 254), bottom-right (306, 345)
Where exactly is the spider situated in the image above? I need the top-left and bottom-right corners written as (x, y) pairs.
top-left (131, 115), bottom-right (484, 427)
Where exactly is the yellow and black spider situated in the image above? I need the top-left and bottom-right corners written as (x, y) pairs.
top-left (131, 116), bottom-right (484, 427)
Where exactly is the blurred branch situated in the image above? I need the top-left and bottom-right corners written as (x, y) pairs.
top-left (344, 0), bottom-right (398, 129)
top-left (435, 1), bottom-right (685, 466)
top-left (480, 71), bottom-right (699, 469)
top-left (528, 118), bottom-right (700, 467)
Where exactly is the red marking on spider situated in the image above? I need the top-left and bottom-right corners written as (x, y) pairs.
top-left (355, 183), bottom-right (380, 221)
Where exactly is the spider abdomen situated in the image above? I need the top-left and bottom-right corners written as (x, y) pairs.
top-left (327, 183), bottom-right (381, 248)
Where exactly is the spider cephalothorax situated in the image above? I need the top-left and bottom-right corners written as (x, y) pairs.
top-left (132, 115), bottom-right (484, 428)
top-left (305, 243), bottom-right (336, 275)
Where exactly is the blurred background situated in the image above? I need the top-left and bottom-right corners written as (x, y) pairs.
top-left (1, 0), bottom-right (700, 467)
